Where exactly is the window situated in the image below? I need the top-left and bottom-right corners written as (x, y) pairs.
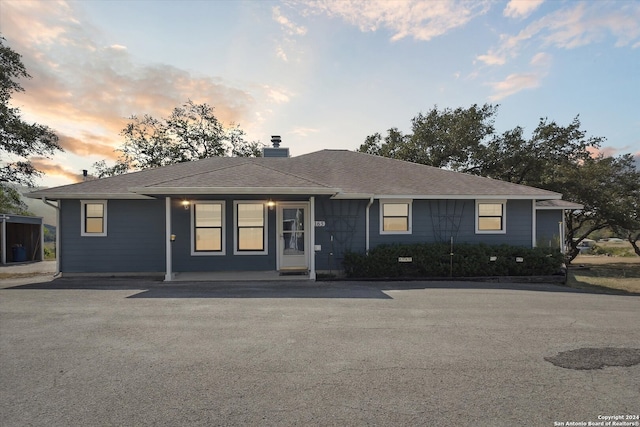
top-left (234, 202), bottom-right (267, 254)
top-left (476, 200), bottom-right (506, 234)
top-left (380, 200), bottom-right (412, 234)
top-left (192, 201), bottom-right (225, 255)
top-left (81, 200), bottom-right (107, 236)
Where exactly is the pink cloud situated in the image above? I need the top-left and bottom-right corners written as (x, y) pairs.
top-left (30, 158), bottom-right (84, 183)
top-left (298, 0), bottom-right (491, 42)
top-left (478, 2), bottom-right (640, 67)
top-left (2, 0), bottom-right (259, 173)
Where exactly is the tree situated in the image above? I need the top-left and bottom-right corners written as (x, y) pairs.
top-left (1, 36), bottom-right (61, 213)
top-left (480, 116), bottom-right (603, 186)
top-left (559, 154), bottom-right (640, 260)
top-left (0, 186), bottom-right (31, 215)
top-left (360, 105), bottom-right (640, 263)
top-left (94, 100), bottom-right (262, 177)
top-left (358, 104), bottom-right (497, 172)
top-left (618, 228), bottom-right (640, 257)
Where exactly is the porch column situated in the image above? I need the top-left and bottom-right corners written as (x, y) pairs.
top-left (40, 222), bottom-right (45, 261)
top-left (531, 199), bottom-right (537, 248)
top-left (165, 197), bottom-right (173, 281)
top-left (309, 196), bottom-right (316, 280)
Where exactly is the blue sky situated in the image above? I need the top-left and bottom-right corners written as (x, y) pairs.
top-left (1, 0), bottom-right (639, 187)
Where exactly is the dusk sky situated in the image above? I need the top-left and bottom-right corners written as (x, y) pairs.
top-left (1, 0), bottom-right (639, 188)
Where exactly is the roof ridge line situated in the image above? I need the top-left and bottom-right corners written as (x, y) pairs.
top-left (143, 158), bottom-right (252, 187)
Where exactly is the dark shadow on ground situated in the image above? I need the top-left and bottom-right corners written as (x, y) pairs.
top-left (3, 276), bottom-right (639, 298)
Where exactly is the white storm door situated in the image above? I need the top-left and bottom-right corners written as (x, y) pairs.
top-left (278, 203), bottom-right (309, 270)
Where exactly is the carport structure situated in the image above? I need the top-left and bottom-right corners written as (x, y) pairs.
top-left (0, 214), bottom-right (44, 264)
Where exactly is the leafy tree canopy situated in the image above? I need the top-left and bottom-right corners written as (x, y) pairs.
top-left (94, 100), bottom-right (263, 177)
top-left (359, 104), bottom-right (640, 262)
top-left (0, 35), bottom-right (61, 213)
top-left (359, 104), bottom-right (496, 173)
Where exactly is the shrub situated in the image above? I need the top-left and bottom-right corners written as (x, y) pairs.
top-left (343, 243), bottom-right (563, 278)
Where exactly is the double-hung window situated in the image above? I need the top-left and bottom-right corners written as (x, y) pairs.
top-left (81, 200), bottom-right (107, 236)
top-left (234, 202), bottom-right (267, 254)
top-left (380, 200), bottom-right (412, 234)
top-left (476, 200), bottom-right (506, 234)
top-left (192, 202), bottom-right (225, 254)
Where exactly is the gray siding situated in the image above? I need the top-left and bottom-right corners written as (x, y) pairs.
top-left (60, 199), bottom-right (165, 273)
top-left (536, 210), bottom-right (562, 249)
top-left (313, 198), bottom-right (367, 271)
top-left (369, 199), bottom-right (534, 248)
top-left (171, 196), bottom-right (278, 272)
top-left (59, 196), bottom-right (539, 274)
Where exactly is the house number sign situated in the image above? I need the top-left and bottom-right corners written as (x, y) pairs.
top-left (315, 221), bottom-right (326, 227)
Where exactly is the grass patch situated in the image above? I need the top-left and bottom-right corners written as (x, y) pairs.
top-left (567, 256), bottom-right (640, 294)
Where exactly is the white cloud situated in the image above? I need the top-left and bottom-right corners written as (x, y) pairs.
top-left (272, 6), bottom-right (307, 36)
top-left (487, 52), bottom-right (551, 100)
top-left (276, 45), bottom-right (288, 62)
top-left (529, 51), bottom-right (551, 67)
top-left (487, 72), bottom-right (541, 101)
top-left (262, 85), bottom-right (293, 104)
top-left (271, 6), bottom-right (308, 62)
top-left (476, 51), bottom-right (506, 65)
top-left (503, 0), bottom-right (544, 19)
top-left (478, 2), bottom-right (640, 66)
top-left (297, 0), bottom-right (491, 42)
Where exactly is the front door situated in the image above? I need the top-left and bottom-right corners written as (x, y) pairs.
top-left (277, 203), bottom-right (309, 271)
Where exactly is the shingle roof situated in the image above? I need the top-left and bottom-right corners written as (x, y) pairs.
top-left (28, 149), bottom-right (562, 200)
top-left (536, 199), bottom-right (583, 209)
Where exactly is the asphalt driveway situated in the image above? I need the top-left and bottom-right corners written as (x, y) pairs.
top-left (1, 278), bottom-right (639, 426)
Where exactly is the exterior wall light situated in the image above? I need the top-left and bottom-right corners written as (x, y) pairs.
top-left (181, 200), bottom-right (190, 210)
top-left (267, 200), bottom-right (276, 209)
top-left (170, 234), bottom-right (176, 242)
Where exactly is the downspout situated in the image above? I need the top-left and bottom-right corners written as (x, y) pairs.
top-left (41, 198), bottom-right (62, 277)
top-left (365, 196), bottom-right (374, 253)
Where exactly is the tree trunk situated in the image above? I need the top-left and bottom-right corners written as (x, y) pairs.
top-left (628, 232), bottom-right (640, 257)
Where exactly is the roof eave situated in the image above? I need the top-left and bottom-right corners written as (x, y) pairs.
top-left (373, 193), bottom-right (562, 200)
top-left (26, 192), bottom-right (154, 200)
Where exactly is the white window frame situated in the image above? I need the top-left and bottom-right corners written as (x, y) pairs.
top-left (475, 200), bottom-right (507, 234)
top-left (81, 200), bottom-right (107, 237)
top-left (191, 201), bottom-right (226, 256)
top-left (379, 199), bottom-right (412, 235)
top-left (233, 201), bottom-right (268, 255)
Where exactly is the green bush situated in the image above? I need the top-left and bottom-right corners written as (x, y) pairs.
top-left (43, 246), bottom-right (56, 260)
top-left (343, 243), bottom-right (563, 278)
